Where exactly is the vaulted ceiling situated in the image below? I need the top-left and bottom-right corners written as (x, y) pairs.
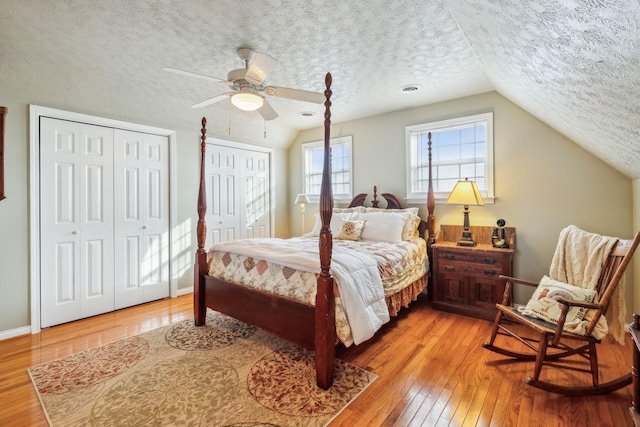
top-left (1, 0), bottom-right (639, 178)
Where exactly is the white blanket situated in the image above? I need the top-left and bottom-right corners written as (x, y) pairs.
top-left (211, 238), bottom-right (390, 345)
top-left (549, 225), bottom-right (623, 343)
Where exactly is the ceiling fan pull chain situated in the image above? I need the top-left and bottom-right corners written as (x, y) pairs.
top-left (264, 120), bottom-right (267, 139)
top-left (228, 97), bottom-right (232, 135)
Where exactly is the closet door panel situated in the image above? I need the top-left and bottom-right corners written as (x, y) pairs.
top-left (40, 118), bottom-right (114, 327)
top-left (139, 134), bottom-right (169, 302)
top-left (243, 150), bottom-right (270, 239)
top-left (114, 130), bottom-right (169, 309)
top-left (206, 145), bottom-right (242, 245)
top-left (79, 124), bottom-right (114, 317)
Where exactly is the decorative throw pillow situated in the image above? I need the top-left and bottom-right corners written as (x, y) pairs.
top-left (306, 212), bottom-right (356, 237)
top-left (522, 276), bottom-right (597, 325)
top-left (402, 214), bottom-right (421, 240)
top-left (336, 219), bottom-right (366, 241)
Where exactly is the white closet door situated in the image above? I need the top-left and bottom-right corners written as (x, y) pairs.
top-left (113, 130), bottom-right (169, 309)
top-left (206, 145), bottom-right (243, 244)
top-left (40, 118), bottom-right (115, 327)
top-left (243, 150), bottom-right (270, 238)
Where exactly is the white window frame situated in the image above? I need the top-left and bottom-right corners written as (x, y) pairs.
top-left (405, 112), bottom-right (494, 204)
top-left (301, 136), bottom-right (353, 203)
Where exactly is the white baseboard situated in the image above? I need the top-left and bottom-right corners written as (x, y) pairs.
top-left (0, 325), bottom-right (32, 341)
top-left (177, 287), bottom-right (193, 297)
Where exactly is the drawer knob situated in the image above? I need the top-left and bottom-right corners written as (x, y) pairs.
top-left (484, 270), bottom-right (497, 277)
top-left (444, 254), bottom-right (456, 260)
top-left (483, 257), bottom-right (497, 264)
top-left (444, 265), bottom-right (455, 272)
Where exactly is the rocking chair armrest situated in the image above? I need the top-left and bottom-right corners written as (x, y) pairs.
top-left (496, 275), bottom-right (537, 305)
top-left (555, 297), bottom-right (603, 310)
top-left (551, 298), bottom-right (604, 345)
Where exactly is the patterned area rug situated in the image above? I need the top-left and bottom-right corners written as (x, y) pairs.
top-left (29, 312), bottom-right (376, 426)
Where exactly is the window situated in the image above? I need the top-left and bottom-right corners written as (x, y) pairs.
top-left (406, 112), bottom-right (494, 203)
top-left (302, 136), bottom-right (352, 202)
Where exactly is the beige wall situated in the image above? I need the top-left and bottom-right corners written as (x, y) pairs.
top-left (0, 99), bottom-right (30, 332)
top-left (0, 98), bottom-right (290, 335)
top-left (0, 89), bottom-right (636, 336)
top-left (289, 91), bottom-right (635, 311)
top-left (633, 179), bottom-right (640, 314)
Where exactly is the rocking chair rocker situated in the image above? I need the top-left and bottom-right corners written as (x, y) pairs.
top-left (483, 226), bottom-right (640, 396)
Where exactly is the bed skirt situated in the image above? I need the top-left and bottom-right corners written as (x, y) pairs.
top-left (386, 275), bottom-right (427, 317)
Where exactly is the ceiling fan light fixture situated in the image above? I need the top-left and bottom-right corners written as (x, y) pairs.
top-left (231, 88), bottom-right (263, 111)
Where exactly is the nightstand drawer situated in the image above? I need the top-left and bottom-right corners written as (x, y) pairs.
top-left (439, 261), bottom-right (502, 279)
top-left (436, 250), bottom-right (502, 266)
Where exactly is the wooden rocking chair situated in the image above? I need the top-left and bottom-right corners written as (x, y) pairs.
top-left (483, 228), bottom-right (640, 396)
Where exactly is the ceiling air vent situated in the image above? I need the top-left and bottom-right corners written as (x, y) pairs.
top-left (399, 84), bottom-right (422, 93)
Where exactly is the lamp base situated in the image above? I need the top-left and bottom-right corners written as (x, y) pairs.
top-left (456, 229), bottom-right (476, 246)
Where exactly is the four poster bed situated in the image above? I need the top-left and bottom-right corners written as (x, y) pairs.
top-left (193, 73), bottom-right (436, 389)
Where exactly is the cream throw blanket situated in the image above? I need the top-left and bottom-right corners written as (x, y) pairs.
top-left (549, 225), bottom-right (625, 344)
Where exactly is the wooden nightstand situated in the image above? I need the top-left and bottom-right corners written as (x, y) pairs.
top-left (432, 225), bottom-right (515, 321)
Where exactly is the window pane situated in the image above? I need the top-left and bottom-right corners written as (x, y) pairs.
top-left (406, 113), bottom-right (493, 199)
top-left (302, 136), bottom-right (352, 199)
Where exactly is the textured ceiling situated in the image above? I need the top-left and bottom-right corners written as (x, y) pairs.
top-left (1, 0), bottom-right (639, 178)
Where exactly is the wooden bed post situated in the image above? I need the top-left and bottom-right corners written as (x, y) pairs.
top-left (426, 132), bottom-right (435, 249)
top-left (315, 72), bottom-right (336, 389)
top-left (194, 117), bottom-right (208, 326)
top-left (426, 132), bottom-right (436, 294)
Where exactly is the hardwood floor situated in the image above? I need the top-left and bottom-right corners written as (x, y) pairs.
top-left (0, 294), bottom-right (634, 426)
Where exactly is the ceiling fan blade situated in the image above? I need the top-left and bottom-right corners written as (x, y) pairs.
top-left (258, 98), bottom-right (279, 121)
top-left (190, 93), bottom-right (231, 109)
top-left (263, 86), bottom-right (325, 104)
top-left (244, 52), bottom-right (278, 85)
top-left (163, 67), bottom-right (230, 85)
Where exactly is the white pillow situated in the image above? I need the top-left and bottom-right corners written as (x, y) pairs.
top-left (335, 219), bottom-right (366, 241)
top-left (355, 211), bottom-right (407, 242)
top-left (365, 207), bottom-right (419, 215)
top-left (334, 206), bottom-right (366, 213)
top-left (522, 276), bottom-right (597, 325)
top-left (364, 208), bottom-right (420, 240)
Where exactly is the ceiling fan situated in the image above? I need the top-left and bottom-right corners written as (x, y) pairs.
top-left (163, 48), bottom-right (325, 121)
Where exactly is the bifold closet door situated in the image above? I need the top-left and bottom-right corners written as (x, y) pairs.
top-left (40, 118), bottom-right (115, 328)
top-left (113, 130), bottom-right (169, 309)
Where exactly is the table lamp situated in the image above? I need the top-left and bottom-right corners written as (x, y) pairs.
top-left (446, 178), bottom-right (485, 246)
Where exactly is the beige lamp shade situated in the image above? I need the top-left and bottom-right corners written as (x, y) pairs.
top-left (294, 194), bottom-right (310, 204)
top-left (446, 178), bottom-right (485, 206)
top-left (446, 178), bottom-right (484, 246)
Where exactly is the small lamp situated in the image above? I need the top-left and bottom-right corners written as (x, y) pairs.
top-left (446, 178), bottom-right (485, 246)
top-left (294, 193), bottom-right (311, 235)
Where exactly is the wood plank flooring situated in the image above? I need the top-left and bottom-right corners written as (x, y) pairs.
top-left (0, 294), bottom-right (634, 426)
